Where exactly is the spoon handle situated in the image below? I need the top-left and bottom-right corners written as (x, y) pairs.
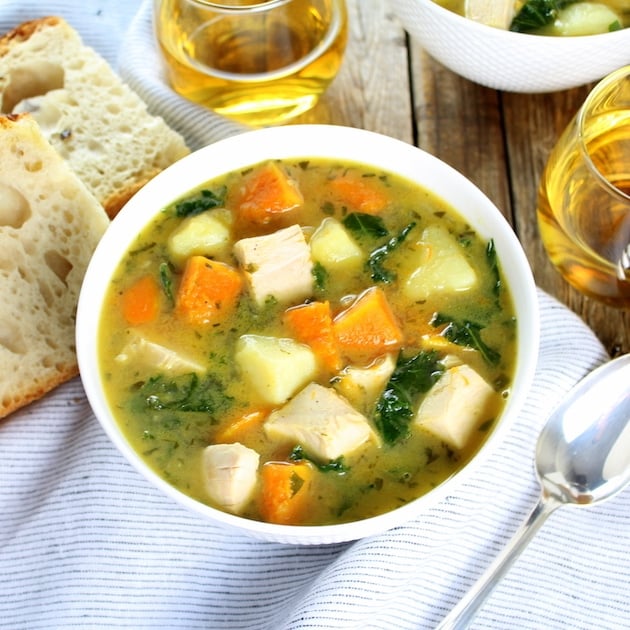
top-left (436, 496), bottom-right (558, 629)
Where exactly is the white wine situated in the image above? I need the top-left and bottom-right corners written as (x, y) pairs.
top-left (537, 110), bottom-right (630, 307)
top-left (155, 0), bottom-right (347, 126)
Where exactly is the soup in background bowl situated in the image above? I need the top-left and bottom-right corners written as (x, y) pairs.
top-left (76, 125), bottom-right (539, 545)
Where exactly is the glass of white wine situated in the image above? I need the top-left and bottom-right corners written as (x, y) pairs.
top-left (154, 0), bottom-right (348, 127)
top-left (537, 65), bottom-right (630, 308)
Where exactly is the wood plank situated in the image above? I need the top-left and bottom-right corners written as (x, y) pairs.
top-left (407, 45), bottom-right (512, 221)
top-left (295, 0), bottom-right (413, 143)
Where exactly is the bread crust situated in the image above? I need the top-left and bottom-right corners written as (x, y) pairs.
top-left (0, 113), bottom-right (110, 419)
top-left (0, 16), bottom-right (189, 218)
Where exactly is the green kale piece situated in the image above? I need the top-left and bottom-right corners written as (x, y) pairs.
top-left (159, 261), bottom-right (174, 304)
top-left (374, 351), bottom-right (444, 445)
top-left (138, 373), bottom-right (232, 414)
top-left (510, 0), bottom-right (577, 32)
top-left (342, 212), bottom-right (389, 239)
top-left (289, 445), bottom-right (349, 473)
top-left (174, 188), bottom-right (226, 217)
top-left (312, 261), bottom-right (329, 292)
top-left (367, 222), bottom-right (416, 283)
top-left (486, 239), bottom-right (501, 297)
top-left (431, 313), bottom-right (501, 365)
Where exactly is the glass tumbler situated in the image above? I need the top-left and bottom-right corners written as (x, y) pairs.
top-left (154, 0), bottom-right (348, 126)
top-left (537, 65), bottom-right (630, 308)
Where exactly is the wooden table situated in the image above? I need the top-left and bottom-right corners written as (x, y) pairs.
top-left (295, 0), bottom-right (629, 357)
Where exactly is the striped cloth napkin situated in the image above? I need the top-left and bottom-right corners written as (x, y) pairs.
top-left (1, 2), bottom-right (628, 629)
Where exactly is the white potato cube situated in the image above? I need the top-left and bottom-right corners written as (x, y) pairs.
top-left (202, 443), bottom-right (259, 514)
top-left (234, 224), bottom-right (313, 306)
top-left (235, 334), bottom-right (317, 405)
top-left (115, 330), bottom-right (206, 374)
top-left (264, 383), bottom-right (377, 461)
top-left (333, 353), bottom-right (396, 414)
top-left (310, 217), bottom-right (364, 273)
top-left (414, 364), bottom-right (499, 450)
top-left (552, 4), bottom-right (621, 36)
top-left (403, 225), bottom-right (477, 301)
top-left (167, 208), bottom-right (232, 267)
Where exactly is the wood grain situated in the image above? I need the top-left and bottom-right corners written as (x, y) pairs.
top-left (296, 0), bottom-right (629, 356)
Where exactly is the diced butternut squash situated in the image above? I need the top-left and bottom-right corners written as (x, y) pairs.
top-left (121, 275), bottom-right (161, 325)
top-left (309, 217), bottom-right (364, 273)
top-left (327, 173), bottom-right (390, 214)
top-left (414, 364), bottom-right (501, 450)
top-left (214, 408), bottom-right (269, 444)
top-left (333, 287), bottom-right (404, 363)
top-left (234, 224), bottom-right (313, 307)
top-left (167, 208), bottom-right (232, 268)
top-left (232, 161), bottom-right (303, 226)
top-left (283, 301), bottom-right (342, 373)
top-left (234, 334), bottom-right (317, 405)
top-left (175, 256), bottom-right (243, 326)
top-left (202, 443), bottom-right (260, 514)
top-left (403, 225), bottom-right (477, 301)
top-left (259, 461), bottom-right (314, 525)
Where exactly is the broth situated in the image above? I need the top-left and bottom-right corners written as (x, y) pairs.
top-left (99, 158), bottom-right (517, 525)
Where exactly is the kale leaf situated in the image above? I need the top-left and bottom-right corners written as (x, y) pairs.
top-left (374, 350), bottom-right (444, 445)
top-left (137, 373), bottom-right (232, 415)
top-left (367, 222), bottom-right (416, 283)
top-left (159, 261), bottom-right (174, 304)
top-left (289, 445), bottom-right (349, 473)
top-left (486, 239), bottom-right (501, 298)
top-left (431, 313), bottom-right (501, 365)
top-left (342, 212), bottom-right (389, 239)
top-left (174, 188), bottom-right (226, 217)
top-left (312, 261), bottom-right (329, 292)
top-left (510, 0), bottom-right (577, 33)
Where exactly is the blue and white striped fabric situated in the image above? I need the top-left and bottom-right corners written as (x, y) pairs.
top-left (1, 3), bottom-right (628, 628)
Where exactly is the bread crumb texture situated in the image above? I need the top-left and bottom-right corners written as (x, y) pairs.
top-left (0, 113), bottom-right (110, 418)
top-left (0, 16), bottom-right (190, 218)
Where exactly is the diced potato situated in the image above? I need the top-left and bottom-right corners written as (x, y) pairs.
top-left (403, 225), bottom-right (477, 301)
top-left (549, 3), bottom-right (621, 36)
top-left (235, 334), bottom-right (317, 405)
top-left (234, 224), bottom-right (314, 307)
top-left (414, 364), bottom-right (500, 450)
top-left (114, 330), bottom-right (206, 374)
top-left (465, 0), bottom-right (516, 29)
top-left (310, 217), bottom-right (364, 273)
top-left (167, 208), bottom-right (232, 268)
top-left (333, 353), bottom-right (396, 414)
top-left (202, 443), bottom-right (259, 514)
top-left (264, 383), bottom-right (377, 461)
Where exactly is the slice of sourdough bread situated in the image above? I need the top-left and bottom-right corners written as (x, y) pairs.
top-left (0, 113), bottom-right (110, 419)
top-left (0, 16), bottom-right (190, 218)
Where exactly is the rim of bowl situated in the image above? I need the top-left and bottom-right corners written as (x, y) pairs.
top-left (76, 124), bottom-right (540, 545)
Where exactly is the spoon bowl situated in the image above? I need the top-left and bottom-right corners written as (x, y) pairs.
top-left (438, 353), bottom-right (630, 629)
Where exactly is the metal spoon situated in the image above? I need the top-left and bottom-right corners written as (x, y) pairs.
top-left (437, 353), bottom-right (630, 629)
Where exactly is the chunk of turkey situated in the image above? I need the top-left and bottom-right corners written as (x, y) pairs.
top-left (264, 383), bottom-right (377, 462)
top-left (414, 364), bottom-right (499, 449)
top-left (234, 224), bottom-right (313, 307)
top-left (202, 443), bottom-right (260, 514)
top-left (114, 330), bottom-right (206, 374)
top-left (465, 0), bottom-right (516, 29)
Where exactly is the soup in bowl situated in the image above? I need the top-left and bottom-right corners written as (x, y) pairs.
top-left (76, 125), bottom-right (539, 544)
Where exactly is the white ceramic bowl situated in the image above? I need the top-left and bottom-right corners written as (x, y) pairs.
top-left (391, 0), bottom-right (630, 92)
top-left (76, 125), bottom-right (540, 545)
